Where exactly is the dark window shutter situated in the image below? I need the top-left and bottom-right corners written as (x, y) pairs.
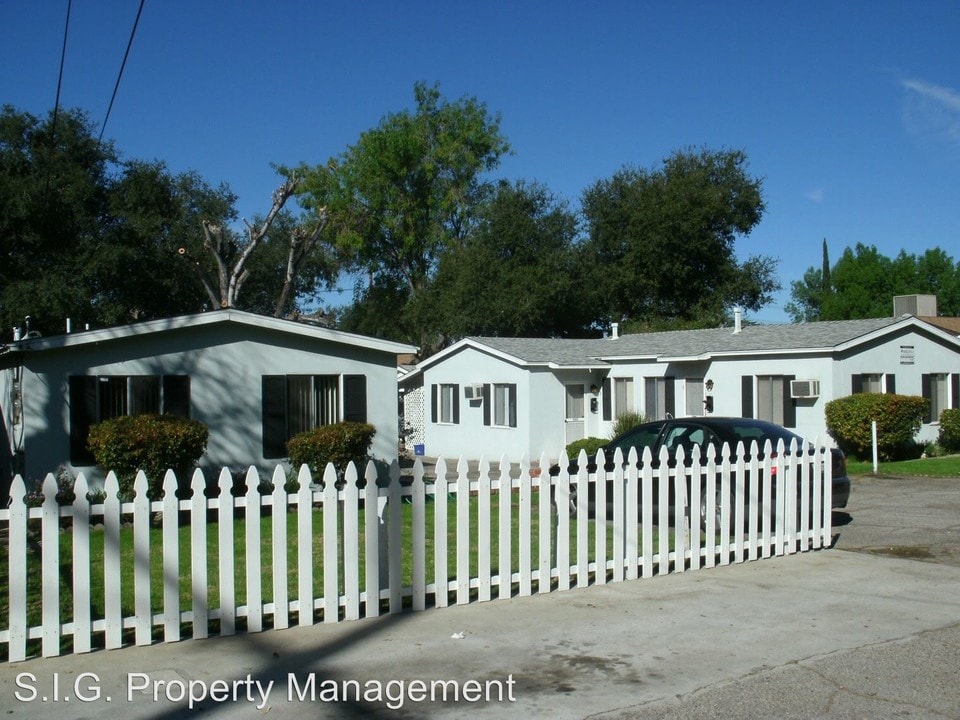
top-left (885, 374), bottom-right (896, 394)
top-left (430, 384), bottom-right (438, 423)
top-left (782, 375), bottom-right (796, 428)
top-left (602, 378), bottom-right (612, 421)
top-left (921, 374), bottom-right (932, 423)
top-left (452, 384), bottom-right (460, 424)
top-left (665, 377), bottom-right (675, 417)
top-left (508, 384), bottom-right (518, 427)
top-left (952, 373), bottom-right (960, 409)
top-left (262, 375), bottom-right (288, 459)
top-left (162, 376), bottom-right (191, 417)
top-left (69, 376), bottom-right (97, 465)
top-left (482, 383), bottom-right (491, 426)
top-left (130, 376), bottom-right (161, 415)
top-left (741, 376), bottom-right (754, 418)
top-left (851, 374), bottom-right (863, 394)
top-left (343, 375), bottom-right (367, 423)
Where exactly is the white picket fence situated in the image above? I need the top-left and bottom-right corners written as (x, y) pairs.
top-left (1, 439), bottom-right (833, 661)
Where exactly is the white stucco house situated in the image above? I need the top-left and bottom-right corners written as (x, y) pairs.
top-left (0, 309), bottom-right (416, 496)
top-left (399, 308), bottom-right (960, 462)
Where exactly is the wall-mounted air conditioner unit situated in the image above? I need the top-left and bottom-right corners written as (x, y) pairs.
top-left (464, 384), bottom-right (483, 400)
top-left (790, 379), bottom-right (820, 399)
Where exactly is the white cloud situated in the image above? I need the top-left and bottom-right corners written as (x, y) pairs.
top-left (804, 187), bottom-right (824, 202)
top-left (901, 78), bottom-right (960, 145)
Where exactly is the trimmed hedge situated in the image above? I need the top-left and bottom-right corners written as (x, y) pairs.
top-left (286, 422), bottom-right (376, 480)
top-left (824, 393), bottom-right (928, 461)
top-left (87, 414), bottom-right (209, 499)
top-left (939, 408), bottom-right (960, 452)
top-left (564, 436), bottom-right (608, 460)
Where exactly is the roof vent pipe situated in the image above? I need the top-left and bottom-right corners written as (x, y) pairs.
top-left (611, 322), bottom-right (620, 340)
top-left (733, 307), bottom-right (743, 334)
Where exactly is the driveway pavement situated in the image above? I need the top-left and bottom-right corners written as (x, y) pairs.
top-left (1, 473), bottom-right (958, 719)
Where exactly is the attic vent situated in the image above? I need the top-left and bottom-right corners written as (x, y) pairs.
top-left (790, 379), bottom-right (820, 399)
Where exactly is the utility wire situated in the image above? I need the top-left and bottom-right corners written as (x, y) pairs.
top-left (50, 0), bottom-right (72, 146)
top-left (99, 0), bottom-right (145, 142)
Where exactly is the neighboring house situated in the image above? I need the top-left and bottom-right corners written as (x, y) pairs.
top-left (399, 306), bottom-right (960, 461)
top-left (0, 309), bottom-right (416, 496)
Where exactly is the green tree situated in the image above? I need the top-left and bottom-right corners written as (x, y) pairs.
top-left (580, 148), bottom-right (778, 331)
top-left (787, 243), bottom-right (960, 321)
top-left (296, 82), bottom-right (510, 347)
top-left (785, 238), bottom-right (832, 322)
top-left (0, 105), bottom-right (236, 334)
top-left (421, 180), bottom-right (589, 343)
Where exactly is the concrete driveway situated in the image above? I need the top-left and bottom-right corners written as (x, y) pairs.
top-left (1, 473), bottom-right (958, 719)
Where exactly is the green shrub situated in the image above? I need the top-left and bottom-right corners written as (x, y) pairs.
top-left (611, 411), bottom-right (645, 439)
top-left (286, 422), bottom-right (376, 480)
top-left (824, 393), bottom-right (928, 461)
top-left (87, 414), bottom-right (209, 500)
top-left (565, 436), bottom-right (608, 460)
top-left (938, 408), bottom-right (960, 452)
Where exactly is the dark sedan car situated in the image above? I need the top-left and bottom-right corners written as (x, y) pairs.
top-left (554, 417), bottom-right (850, 527)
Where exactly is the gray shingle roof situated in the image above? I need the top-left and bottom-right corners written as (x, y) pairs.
top-left (469, 316), bottom-right (907, 365)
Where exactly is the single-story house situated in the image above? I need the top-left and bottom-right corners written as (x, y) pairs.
top-left (0, 309), bottom-right (416, 495)
top-left (399, 303), bottom-right (960, 461)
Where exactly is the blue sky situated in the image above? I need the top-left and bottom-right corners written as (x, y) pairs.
top-left (2, 1), bottom-right (958, 323)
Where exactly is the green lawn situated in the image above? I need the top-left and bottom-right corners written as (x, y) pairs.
top-left (2, 492), bottom-right (667, 656)
top-left (846, 454), bottom-right (960, 477)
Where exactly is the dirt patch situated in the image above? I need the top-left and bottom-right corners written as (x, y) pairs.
top-left (862, 545), bottom-right (936, 561)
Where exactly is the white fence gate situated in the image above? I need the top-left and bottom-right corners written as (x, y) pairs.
top-left (1, 439), bottom-right (833, 661)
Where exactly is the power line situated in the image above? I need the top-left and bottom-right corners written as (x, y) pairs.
top-left (99, 0), bottom-right (145, 142)
top-left (50, 0), bottom-right (72, 145)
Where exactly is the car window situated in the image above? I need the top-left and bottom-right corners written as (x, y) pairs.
top-left (663, 423), bottom-right (720, 455)
top-left (728, 423), bottom-right (800, 447)
top-left (607, 422), bottom-right (665, 457)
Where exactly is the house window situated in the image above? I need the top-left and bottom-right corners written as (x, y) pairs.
top-left (614, 378), bottom-right (634, 416)
top-left (923, 373), bottom-right (949, 423)
top-left (685, 377), bottom-right (704, 417)
top-left (565, 384), bottom-right (585, 421)
top-left (757, 376), bottom-right (785, 425)
top-left (644, 377), bottom-right (675, 421)
top-left (742, 374), bottom-right (797, 428)
top-left (69, 375), bottom-right (191, 465)
top-left (485, 383), bottom-right (517, 428)
top-left (262, 374), bottom-right (367, 459)
top-left (851, 373), bottom-right (896, 394)
top-left (430, 383), bottom-right (460, 426)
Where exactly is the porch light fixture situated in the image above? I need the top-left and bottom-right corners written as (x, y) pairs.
top-left (590, 384), bottom-right (599, 395)
top-left (705, 379), bottom-right (714, 391)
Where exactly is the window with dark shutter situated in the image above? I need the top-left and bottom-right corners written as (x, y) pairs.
top-left (262, 375), bottom-right (288, 459)
top-left (602, 378), bottom-right (612, 421)
top-left (782, 374), bottom-right (796, 428)
top-left (741, 376), bottom-right (754, 418)
top-left (163, 376), bottom-right (191, 417)
top-left (482, 383), bottom-right (491, 426)
top-left (344, 375), bottom-right (367, 423)
top-left (69, 376), bottom-right (98, 465)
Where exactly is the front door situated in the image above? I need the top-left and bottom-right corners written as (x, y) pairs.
top-left (565, 384), bottom-right (585, 445)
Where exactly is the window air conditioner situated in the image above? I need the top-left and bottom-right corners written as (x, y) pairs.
top-left (464, 384), bottom-right (483, 400)
top-left (790, 379), bottom-right (820, 399)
